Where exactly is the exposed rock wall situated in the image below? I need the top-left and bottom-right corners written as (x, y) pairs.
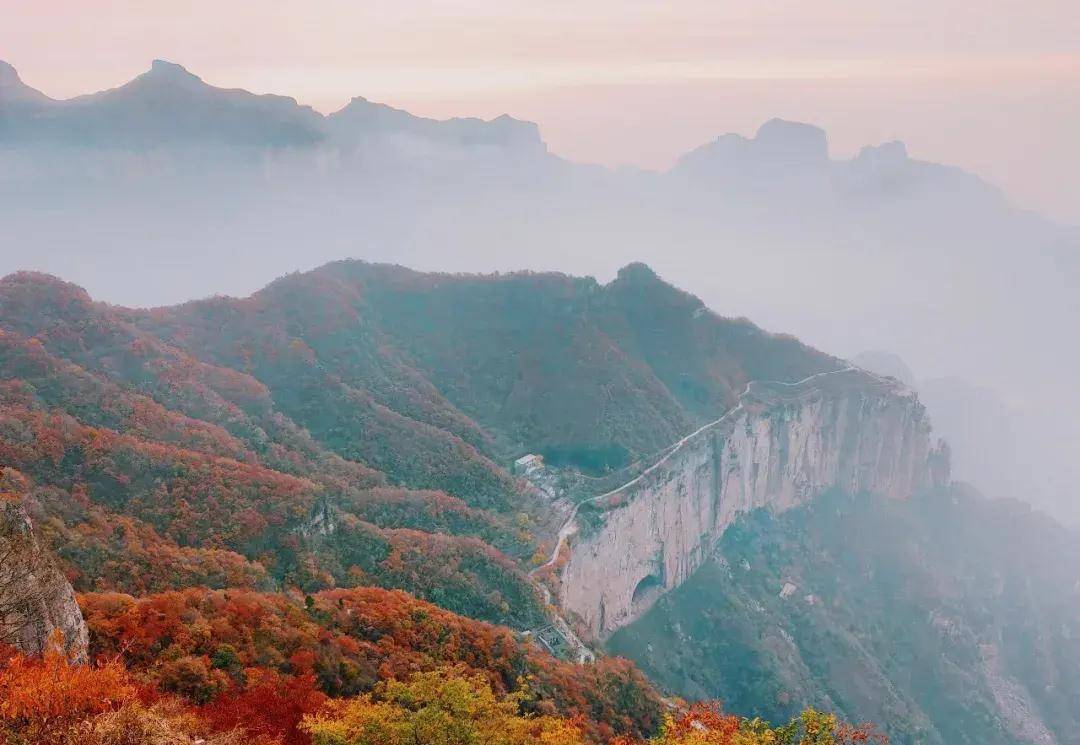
top-left (558, 368), bottom-right (943, 638)
top-left (0, 500), bottom-right (89, 662)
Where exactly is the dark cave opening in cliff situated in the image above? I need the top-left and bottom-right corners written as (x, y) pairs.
top-left (631, 574), bottom-right (663, 612)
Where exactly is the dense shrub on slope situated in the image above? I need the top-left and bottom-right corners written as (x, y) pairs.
top-left (0, 272), bottom-right (544, 624)
top-left (4, 462), bottom-right (541, 626)
top-left (0, 402), bottom-right (321, 551)
top-left (1, 464), bottom-right (269, 594)
top-left (0, 643), bottom-right (879, 745)
top-left (127, 261), bottom-right (835, 473)
top-left (0, 262), bottom-right (831, 625)
top-left (2, 262), bottom-right (834, 490)
top-left (256, 261), bottom-right (837, 460)
top-left (127, 277), bottom-right (517, 507)
top-left (0, 263), bottom-right (889, 745)
top-left (79, 586), bottom-right (664, 743)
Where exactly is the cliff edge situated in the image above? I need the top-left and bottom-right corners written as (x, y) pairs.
top-left (556, 367), bottom-right (947, 638)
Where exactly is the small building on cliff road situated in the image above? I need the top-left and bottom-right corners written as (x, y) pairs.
top-left (513, 453), bottom-right (544, 475)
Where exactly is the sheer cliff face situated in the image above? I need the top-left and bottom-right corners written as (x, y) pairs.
top-left (559, 369), bottom-right (942, 638)
top-left (0, 501), bottom-right (88, 662)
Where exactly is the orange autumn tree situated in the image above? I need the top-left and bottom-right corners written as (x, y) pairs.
top-left (0, 644), bottom-right (256, 745)
top-left (0, 642), bottom-right (136, 743)
top-left (0, 642), bottom-right (887, 745)
top-left (301, 665), bottom-right (586, 745)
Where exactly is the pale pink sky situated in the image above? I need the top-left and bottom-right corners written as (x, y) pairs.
top-left (4, 0), bottom-right (1079, 221)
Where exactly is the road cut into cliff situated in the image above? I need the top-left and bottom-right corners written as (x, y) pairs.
top-left (555, 366), bottom-right (946, 639)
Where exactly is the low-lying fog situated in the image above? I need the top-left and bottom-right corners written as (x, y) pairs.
top-left (2, 64), bottom-right (1077, 525)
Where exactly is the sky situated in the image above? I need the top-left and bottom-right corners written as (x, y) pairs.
top-left (3, 0), bottom-right (1079, 222)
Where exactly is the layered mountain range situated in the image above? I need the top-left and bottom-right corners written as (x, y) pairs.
top-left (3, 56), bottom-right (1080, 745)
top-left (0, 56), bottom-right (1013, 215)
top-left (0, 59), bottom-right (543, 154)
top-left (3, 58), bottom-right (1077, 531)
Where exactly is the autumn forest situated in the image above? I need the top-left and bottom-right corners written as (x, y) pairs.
top-left (0, 264), bottom-right (868, 744)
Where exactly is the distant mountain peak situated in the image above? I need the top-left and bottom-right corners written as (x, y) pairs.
top-left (855, 140), bottom-right (909, 166)
top-left (331, 95), bottom-right (414, 120)
top-left (133, 59), bottom-right (206, 90)
top-left (852, 350), bottom-right (917, 387)
top-left (0, 60), bottom-right (51, 103)
top-left (672, 118), bottom-right (831, 178)
top-left (754, 118), bottom-right (829, 162)
top-left (149, 59), bottom-right (197, 77)
top-left (328, 95), bottom-right (545, 153)
top-left (615, 262), bottom-right (660, 283)
top-left (0, 59), bottom-right (19, 83)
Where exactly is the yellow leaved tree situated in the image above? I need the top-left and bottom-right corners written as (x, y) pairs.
top-left (302, 666), bottom-right (585, 745)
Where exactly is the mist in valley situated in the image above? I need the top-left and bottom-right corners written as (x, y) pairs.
top-left (4, 9), bottom-right (1080, 736)
top-left (1, 59), bottom-right (1078, 526)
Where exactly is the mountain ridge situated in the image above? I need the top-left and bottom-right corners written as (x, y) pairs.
top-left (2, 257), bottom-right (1076, 745)
top-left (0, 60), bottom-right (51, 104)
top-left (0, 58), bottom-right (545, 153)
top-left (0, 260), bottom-right (837, 626)
top-left (0, 57), bottom-right (984, 184)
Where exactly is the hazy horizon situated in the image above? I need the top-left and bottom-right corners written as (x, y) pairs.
top-left (3, 0), bottom-right (1080, 527)
top-left (4, 0), bottom-right (1079, 224)
top-left (5, 7), bottom-right (1080, 741)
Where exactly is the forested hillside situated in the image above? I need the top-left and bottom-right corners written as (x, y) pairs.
top-left (3, 259), bottom-right (1074, 745)
top-left (133, 260), bottom-right (836, 471)
top-left (0, 262), bottom-right (830, 609)
top-left (0, 261), bottom-right (842, 744)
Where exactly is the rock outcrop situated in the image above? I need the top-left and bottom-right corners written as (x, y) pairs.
top-left (328, 98), bottom-right (547, 155)
top-left (0, 500), bottom-right (89, 662)
top-left (558, 367), bottom-right (945, 638)
top-left (672, 118), bottom-right (830, 181)
top-left (0, 58), bottom-right (547, 156)
top-left (0, 60), bottom-right (51, 104)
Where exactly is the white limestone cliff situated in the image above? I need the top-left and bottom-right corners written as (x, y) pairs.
top-left (557, 368), bottom-right (945, 638)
